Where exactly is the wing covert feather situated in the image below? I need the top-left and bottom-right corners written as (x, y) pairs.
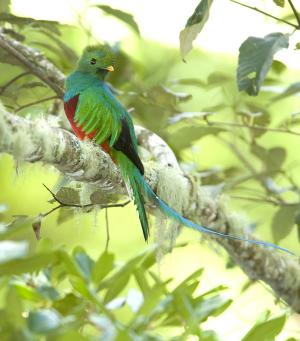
top-left (74, 87), bottom-right (121, 145)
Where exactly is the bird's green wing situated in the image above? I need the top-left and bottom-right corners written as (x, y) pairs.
top-left (74, 85), bottom-right (144, 174)
top-left (74, 86), bottom-right (122, 145)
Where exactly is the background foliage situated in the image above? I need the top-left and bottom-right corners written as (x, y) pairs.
top-left (0, 0), bottom-right (300, 339)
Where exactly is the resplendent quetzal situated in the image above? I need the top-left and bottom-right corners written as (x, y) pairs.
top-left (63, 44), bottom-right (292, 254)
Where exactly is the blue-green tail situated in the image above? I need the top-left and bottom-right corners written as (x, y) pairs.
top-left (131, 169), bottom-right (293, 255)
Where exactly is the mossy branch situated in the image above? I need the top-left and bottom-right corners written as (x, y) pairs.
top-left (0, 107), bottom-right (300, 312)
top-left (0, 29), bottom-right (300, 312)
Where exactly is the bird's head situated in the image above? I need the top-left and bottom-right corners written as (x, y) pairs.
top-left (76, 44), bottom-right (115, 79)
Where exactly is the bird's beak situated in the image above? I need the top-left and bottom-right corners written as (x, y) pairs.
top-left (104, 65), bottom-right (114, 72)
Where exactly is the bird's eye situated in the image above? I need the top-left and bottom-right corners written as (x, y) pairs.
top-left (90, 58), bottom-right (97, 65)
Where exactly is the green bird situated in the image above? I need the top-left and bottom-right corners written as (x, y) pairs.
top-left (63, 44), bottom-right (292, 254)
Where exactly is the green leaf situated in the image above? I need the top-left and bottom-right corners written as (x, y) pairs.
top-left (92, 251), bottom-right (115, 284)
top-left (272, 206), bottom-right (297, 242)
top-left (6, 287), bottom-right (24, 328)
top-left (273, 81), bottom-right (300, 101)
top-left (36, 30), bottom-right (78, 65)
top-left (273, 0), bottom-right (285, 7)
top-left (179, 0), bottom-right (213, 59)
top-left (242, 314), bottom-right (286, 341)
top-left (37, 286), bottom-right (60, 301)
top-left (168, 125), bottom-right (225, 151)
top-left (267, 147), bottom-right (286, 171)
top-left (57, 208), bottom-right (75, 225)
top-left (28, 309), bottom-right (61, 334)
top-left (207, 72), bottom-right (232, 87)
top-left (137, 283), bottom-right (164, 316)
top-left (251, 145), bottom-right (286, 172)
top-left (173, 268), bottom-right (203, 293)
top-left (13, 282), bottom-right (42, 302)
top-left (0, 13), bottom-right (61, 34)
top-left (103, 273), bottom-right (130, 304)
top-left (0, 252), bottom-right (57, 276)
top-left (55, 187), bottom-right (80, 205)
top-left (73, 249), bottom-right (94, 281)
top-left (94, 5), bottom-right (140, 35)
top-left (194, 295), bottom-right (232, 322)
top-left (53, 293), bottom-right (85, 316)
top-left (271, 60), bottom-right (287, 74)
top-left (134, 268), bottom-right (151, 296)
top-left (172, 290), bottom-right (201, 334)
top-left (237, 33), bottom-right (289, 96)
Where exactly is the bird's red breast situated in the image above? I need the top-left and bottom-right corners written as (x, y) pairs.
top-left (64, 94), bottom-right (111, 155)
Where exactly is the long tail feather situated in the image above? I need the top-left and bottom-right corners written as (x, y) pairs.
top-left (116, 152), bottom-right (149, 241)
top-left (128, 173), bottom-right (149, 241)
top-left (133, 170), bottom-right (293, 255)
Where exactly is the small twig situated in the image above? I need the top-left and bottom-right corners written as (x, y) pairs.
top-left (287, 0), bottom-right (300, 28)
top-left (0, 29), bottom-right (65, 97)
top-left (231, 195), bottom-right (299, 207)
top-left (41, 205), bottom-right (62, 218)
top-left (33, 185), bottom-right (130, 241)
top-left (43, 184), bottom-right (130, 210)
top-left (0, 72), bottom-right (30, 96)
top-left (206, 119), bottom-right (300, 137)
top-left (230, 0), bottom-right (299, 29)
top-left (105, 208), bottom-right (110, 251)
top-left (15, 96), bottom-right (59, 113)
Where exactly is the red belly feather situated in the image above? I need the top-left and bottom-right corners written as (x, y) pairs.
top-left (64, 94), bottom-right (111, 156)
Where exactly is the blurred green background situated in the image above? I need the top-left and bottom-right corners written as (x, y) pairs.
top-left (1, 0), bottom-right (300, 340)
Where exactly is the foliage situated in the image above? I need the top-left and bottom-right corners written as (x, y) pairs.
top-left (93, 5), bottom-right (140, 36)
top-left (237, 33), bottom-right (289, 96)
top-left (0, 214), bottom-right (290, 340)
top-left (0, 0), bottom-right (300, 339)
top-left (179, 0), bottom-right (214, 60)
top-left (0, 216), bottom-right (234, 340)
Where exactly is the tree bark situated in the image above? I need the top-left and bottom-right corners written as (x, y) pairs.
top-left (0, 29), bottom-right (299, 313)
top-left (0, 107), bottom-right (299, 312)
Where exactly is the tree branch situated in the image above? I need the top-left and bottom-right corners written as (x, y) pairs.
top-left (0, 29), bottom-right (65, 97)
top-left (1, 29), bottom-right (300, 312)
top-left (0, 107), bottom-right (299, 312)
top-left (230, 0), bottom-right (299, 29)
top-left (287, 0), bottom-right (300, 28)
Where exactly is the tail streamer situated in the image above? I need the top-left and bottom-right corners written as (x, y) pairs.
top-left (133, 170), bottom-right (294, 255)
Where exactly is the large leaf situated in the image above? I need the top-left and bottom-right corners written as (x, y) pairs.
top-left (94, 5), bottom-right (140, 35)
top-left (242, 314), bottom-right (286, 341)
top-left (272, 206), bottom-right (297, 243)
top-left (179, 0), bottom-right (213, 59)
top-left (237, 33), bottom-right (289, 96)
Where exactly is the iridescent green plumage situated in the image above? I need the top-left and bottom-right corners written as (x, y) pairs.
top-left (63, 45), bottom-right (293, 254)
top-left (64, 44), bottom-right (149, 240)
